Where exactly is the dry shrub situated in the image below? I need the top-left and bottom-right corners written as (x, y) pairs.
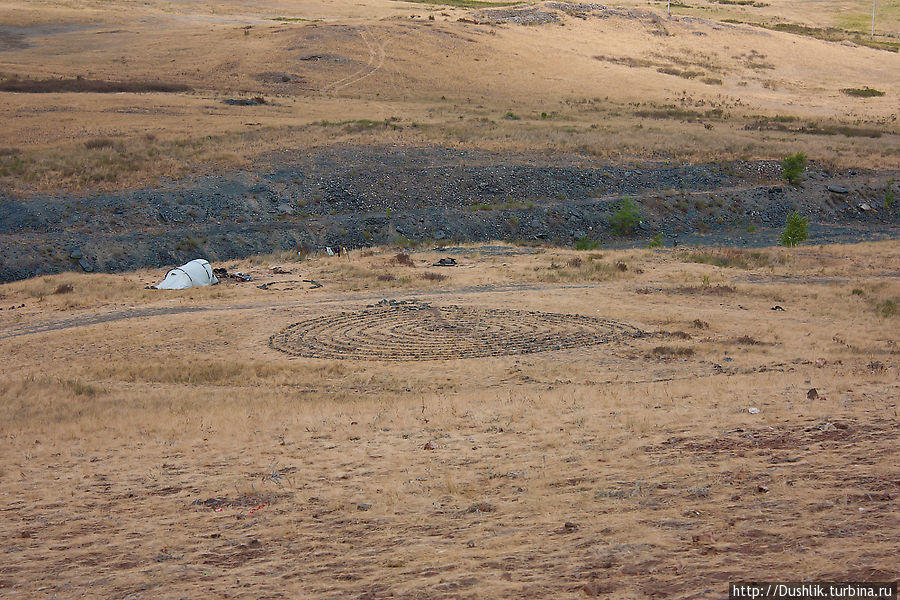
top-left (84, 138), bottom-right (116, 150)
top-left (670, 285), bottom-right (735, 295)
top-left (420, 271), bottom-right (448, 282)
top-left (377, 273), bottom-right (396, 282)
top-left (53, 283), bottom-right (74, 295)
top-left (391, 253), bottom-right (415, 267)
top-left (566, 257), bottom-right (583, 268)
top-left (684, 248), bottom-right (782, 269)
top-left (668, 331), bottom-right (692, 339)
top-left (649, 346), bottom-right (695, 358)
top-left (692, 319), bottom-right (710, 329)
top-left (734, 335), bottom-right (761, 345)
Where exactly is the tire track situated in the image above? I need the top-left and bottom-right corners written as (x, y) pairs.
top-left (321, 25), bottom-right (385, 94)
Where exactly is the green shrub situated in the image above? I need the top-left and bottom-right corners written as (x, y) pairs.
top-left (609, 198), bottom-right (641, 236)
top-left (841, 87), bottom-right (885, 97)
top-left (647, 233), bottom-right (664, 248)
top-left (779, 211), bottom-right (809, 247)
top-left (781, 152), bottom-right (808, 185)
top-left (885, 179), bottom-right (895, 210)
top-left (877, 299), bottom-right (897, 317)
top-left (574, 237), bottom-right (600, 251)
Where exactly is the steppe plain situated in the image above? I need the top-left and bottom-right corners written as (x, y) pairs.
top-left (1, 0), bottom-right (899, 598)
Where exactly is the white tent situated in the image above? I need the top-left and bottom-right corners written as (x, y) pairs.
top-left (156, 259), bottom-right (218, 290)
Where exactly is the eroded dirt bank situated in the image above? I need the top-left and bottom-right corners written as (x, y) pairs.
top-left (1, 145), bottom-right (897, 282)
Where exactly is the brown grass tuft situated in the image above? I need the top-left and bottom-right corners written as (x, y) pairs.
top-left (420, 271), bottom-right (448, 282)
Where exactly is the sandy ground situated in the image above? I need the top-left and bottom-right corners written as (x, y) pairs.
top-left (1, 241), bottom-right (897, 598)
top-left (0, 0), bottom-right (898, 194)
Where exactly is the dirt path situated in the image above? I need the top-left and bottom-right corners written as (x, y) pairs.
top-left (5, 262), bottom-right (899, 341)
top-left (0, 282), bottom-right (591, 340)
top-left (321, 25), bottom-right (385, 94)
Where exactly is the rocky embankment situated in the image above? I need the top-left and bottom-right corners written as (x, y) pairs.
top-left (1, 145), bottom-right (897, 282)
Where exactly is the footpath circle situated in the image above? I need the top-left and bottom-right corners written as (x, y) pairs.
top-left (269, 303), bottom-right (641, 361)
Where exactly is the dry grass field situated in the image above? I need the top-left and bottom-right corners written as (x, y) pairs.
top-left (1, 0), bottom-right (899, 194)
top-left (1, 240), bottom-right (898, 598)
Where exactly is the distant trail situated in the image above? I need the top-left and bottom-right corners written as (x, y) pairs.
top-left (320, 25), bottom-right (385, 94)
top-left (0, 282), bottom-right (591, 340)
top-left (4, 267), bottom-right (899, 341)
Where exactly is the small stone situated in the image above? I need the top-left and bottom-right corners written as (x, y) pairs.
top-left (564, 521), bottom-right (579, 532)
top-left (757, 485), bottom-right (769, 493)
top-left (748, 407), bottom-right (760, 414)
top-left (423, 440), bottom-right (437, 450)
top-left (858, 203), bottom-right (873, 212)
top-left (827, 185), bottom-right (849, 194)
top-left (815, 358), bottom-right (827, 368)
top-left (69, 249), bottom-right (83, 260)
top-left (807, 388), bottom-right (819, 400)
top-left (77, 258), bottom-right (93, 272)
top-left (357, 503), bottom-right (372, 511)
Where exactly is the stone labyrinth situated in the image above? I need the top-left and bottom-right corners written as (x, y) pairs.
top-left (269, 302), bottom-right (642, 361)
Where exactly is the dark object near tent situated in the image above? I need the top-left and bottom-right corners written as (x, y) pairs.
top-left (432, 257), bottom-right (457, 267)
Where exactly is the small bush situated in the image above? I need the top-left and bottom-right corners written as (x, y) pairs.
top-left (53, 283), bottom-right (74, 295)
top-left (574, 237), bottom-right (600, 251)
top-left (175, 235), bottom-right (200, 252)
top-left (885, 179), bottom-right (895, 210)
top-left (781, 152), bottom-right (808, 185)
top-left (692, 319), bottom-right (709, 329)
top-left (877, 299), bottom-right (897, 317)
top-left (609, 198), bottom-right (641, 236)
top-left (841, 87), bottom-right (885, 97)
top-left (377, 273), bottom-right (396, 282)
top-left (84, 138), bottom-right (116, 150)
top-left (420, 271), bottom-right (448, 282)
top-left (649, 346), bottom-right (695, 358)
top-left (851, 288), bottom-right (864, 296)
top-left (504, 111), bottom-right (520, 120)
top-left (647, 233), bottom-right (664, 248)
top-left (780, 211), bottom-right (809, 247)
top-left (391, 253), bottom-right (414, 267)
top-left (566, 257), bottom-right (583, 268)
top-left (684, 248), bottom-right (775, 269)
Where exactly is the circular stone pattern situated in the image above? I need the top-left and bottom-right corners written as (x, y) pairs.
top-left (269, 304), bottom-right (641, 361)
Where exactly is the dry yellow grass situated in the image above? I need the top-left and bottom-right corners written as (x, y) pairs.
top-left (0, 0), bottom-right (898, 194)
top-left (1, 240), bottom-right (898, 597)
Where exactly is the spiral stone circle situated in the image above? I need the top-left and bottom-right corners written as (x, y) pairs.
top-left (269, 302), bottom-right (641, 361)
